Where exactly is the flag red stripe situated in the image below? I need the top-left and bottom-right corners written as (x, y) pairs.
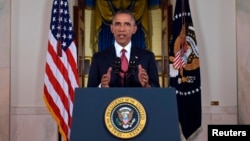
top-left (45, 42), bottom-right (72, 140)
top-left (45, 58), bottom-right (70, 114)
top-left (64, 46), bottom-right (78, 102)
top-left (174, 52), bottom-right (185, 69)
top-left (48, 40), bottom-right (77, 105)
top-left (43, 86), bottom-right (69, 140)
top-left (46, 38), bottom-right (74, 135)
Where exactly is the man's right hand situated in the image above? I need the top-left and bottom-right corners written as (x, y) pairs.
top-left (101, 67), bottom-right (112, 88)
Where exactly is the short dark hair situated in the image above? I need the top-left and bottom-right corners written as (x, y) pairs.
top-left (112, 9), bottom-right (136, 25)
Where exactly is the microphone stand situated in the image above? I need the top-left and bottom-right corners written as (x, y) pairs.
top-left (128, 59), bottom-right (136, 76)
top-left (113, 57), bottom-right (121, 75)
top-left (124, 58), bottom-right (137, 87)
top-left (113, 57), bottom-right (137, 87)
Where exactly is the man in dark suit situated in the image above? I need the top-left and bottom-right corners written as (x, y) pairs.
top-left (87, 9), bottom-right (160, 88)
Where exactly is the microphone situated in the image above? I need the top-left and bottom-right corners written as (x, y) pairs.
top-left (113, 57), bottom-right (121, 75)
top-left (113, 56), bottom-right (138, 86)
top-left (113, 57), bottom-right (127, 86)
top-left (128, 56), bottom-right (138, 78)
top-left (128, 56), bottom-right (137, 76)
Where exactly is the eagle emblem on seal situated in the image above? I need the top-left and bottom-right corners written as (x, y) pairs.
top-left (116, 107), bottom-right (136, 129)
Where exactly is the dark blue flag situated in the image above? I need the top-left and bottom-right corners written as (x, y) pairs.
top-left (169, 0), bottom-right (202, 140)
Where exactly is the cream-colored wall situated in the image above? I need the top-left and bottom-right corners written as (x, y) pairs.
top-left (186, 0), bottom-right (237, 106)
top-left (10, 1), bottom-right (59, 141)
top-left (11, 0), bottom-right (49, 107)
top-left (10, 0), bottom-right (76, 107)
top-left (0, 0), bottom-right (244, 141)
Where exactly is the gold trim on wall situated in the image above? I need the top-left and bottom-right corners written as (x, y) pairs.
top-left (155, 56), bottom-right (163, 75)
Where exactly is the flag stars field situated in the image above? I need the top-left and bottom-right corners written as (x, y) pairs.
top-left (174, 12), bottom-right (191, 20)
top-left (175, 87), bottom-right (201, 96)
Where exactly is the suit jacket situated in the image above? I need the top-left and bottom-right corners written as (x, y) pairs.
top-left (87, 46), bottom-right (160, 87)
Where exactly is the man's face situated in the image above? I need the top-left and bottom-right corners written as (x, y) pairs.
top-left (110, 13), bottom-right (137, 47)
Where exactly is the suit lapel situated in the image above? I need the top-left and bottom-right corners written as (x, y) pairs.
top-left (105, 46), bottom-right (118, 66)
top-left (106, 46), bottom-right (123, 87)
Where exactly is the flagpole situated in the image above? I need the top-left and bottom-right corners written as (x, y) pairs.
top-left (58, 129), bottom-right (61, 141)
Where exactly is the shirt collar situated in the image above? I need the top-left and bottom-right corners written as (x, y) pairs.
top-left (114, 41), bottom-right (131, 60)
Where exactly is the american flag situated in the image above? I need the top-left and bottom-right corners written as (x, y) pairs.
top-left (173, 51), bottom-right (186, 69)
top-left (43, 0), bottom-right (79, 141)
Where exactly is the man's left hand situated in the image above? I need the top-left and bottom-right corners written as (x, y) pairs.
top-left (138, 65), bottom-right (151, 87)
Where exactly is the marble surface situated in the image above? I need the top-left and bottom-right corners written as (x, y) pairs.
top-left (10, 108), bottom-right (58, 141)
top-left (236, 0), bottom-right (250, 124)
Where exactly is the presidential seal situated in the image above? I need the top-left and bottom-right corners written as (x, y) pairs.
top-left (104, 97), bottom-right (147, 139)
